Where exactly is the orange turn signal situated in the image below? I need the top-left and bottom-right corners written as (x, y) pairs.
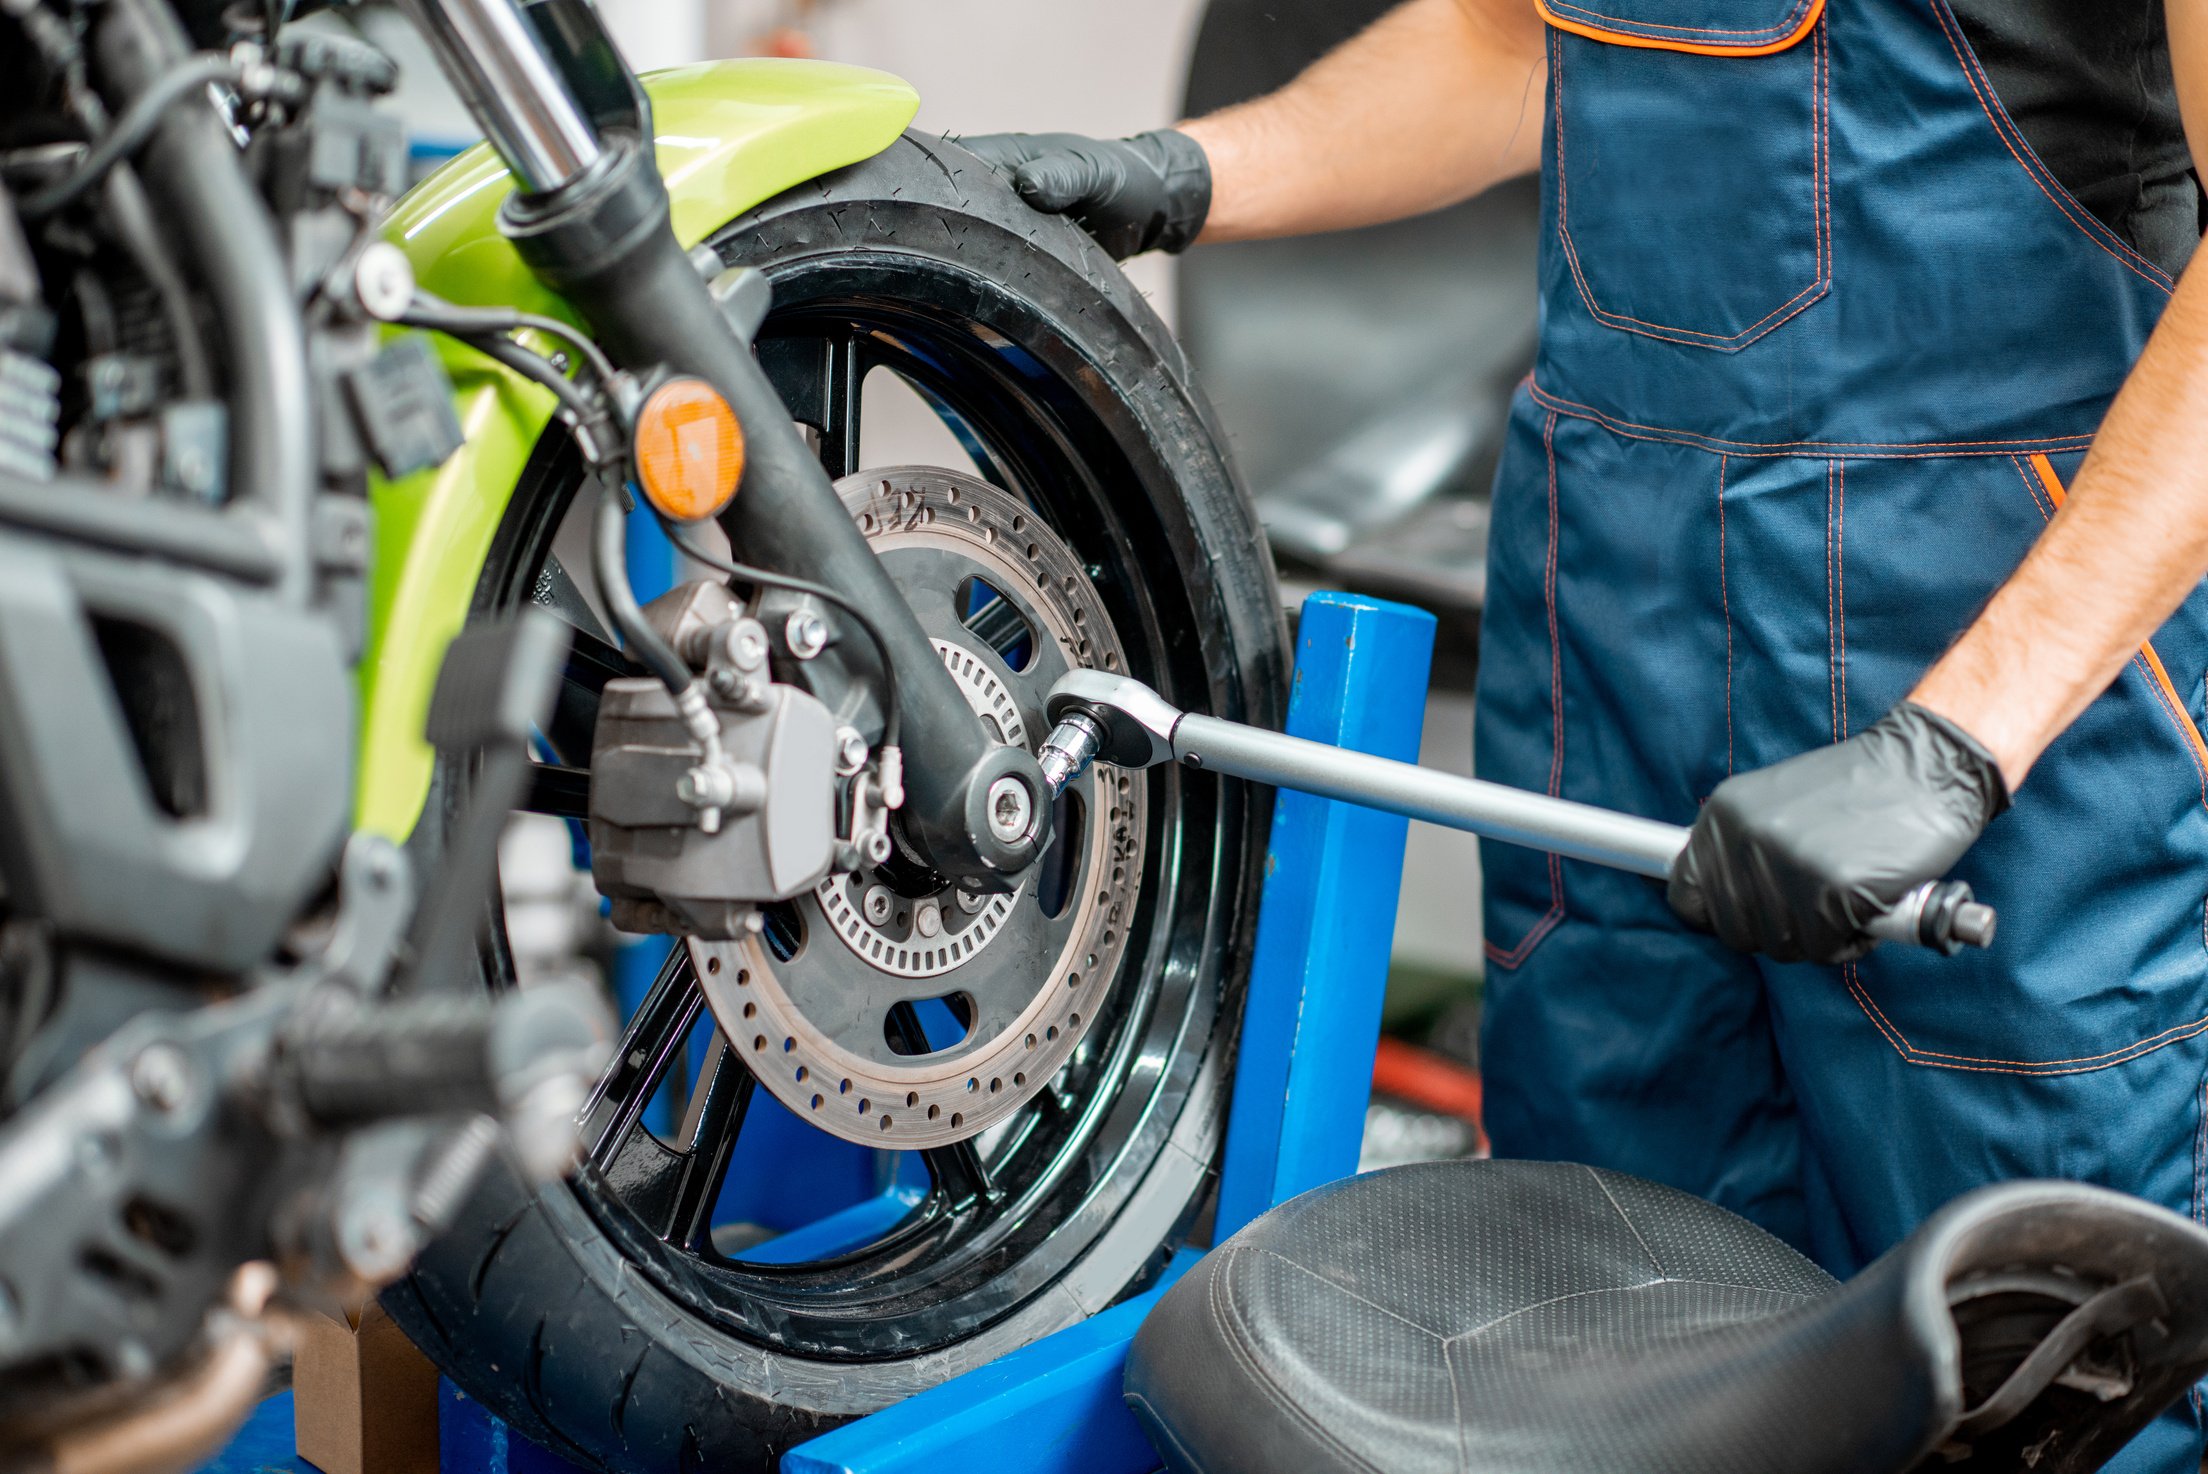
top-left (633, 376), bottom-right (744, 522)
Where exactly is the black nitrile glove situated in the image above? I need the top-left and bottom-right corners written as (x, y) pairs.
top-left (963, 129), bottom-right (1212, 260)
top-left (1668, 702), bottom-right (2010, 964)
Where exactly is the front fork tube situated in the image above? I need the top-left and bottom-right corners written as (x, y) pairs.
top-left (402, 0), bottom-right (1046, 882)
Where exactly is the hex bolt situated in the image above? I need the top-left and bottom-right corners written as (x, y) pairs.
top-left (955, 886), bottom-right (987, 916)
top-left (785, 609), bottom-right (830, 661)
top-left (129, 1043), bottom-right (194, 1115)
top-left (862, 885), bottom-right (894, 926)
top-left (914, 901), bottom-right (943, 939)
top-left (862, 830), bottom-right (894, 864)
top-left (986, 775), bottom-right (1035, 844)
top-left (835, 727), bottom-right (869, 777)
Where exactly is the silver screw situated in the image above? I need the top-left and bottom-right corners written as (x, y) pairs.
top-left (130, 1044), bottom-right (194, 1114)
top-left (862, 830), bottom-right (894, 864)
top-left (785, 609), bottom-right (831, 661)
top-left (835, 727), bottom-right (869, 776)
top-left (862, 885), bottom-right (894, 925)
top-left (914, 901), bottom-right (943, 939)
top-left (723, 619), bottom-right (769, 671)
top-left (351, 241), bottom-right (415, 322)
top-left (955, 886), bottom-right (986, 915)
top-left (986, 776), bottom-right (1035, 844)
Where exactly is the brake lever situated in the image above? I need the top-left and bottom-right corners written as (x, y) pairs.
top-left (1037, 671), bottom-right (1997, 956)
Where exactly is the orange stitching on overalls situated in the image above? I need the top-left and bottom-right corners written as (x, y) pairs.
top-left (1839, 454), bottom-right (2208, 1075)
top-left (1826, 461), bottom-right (1840, 741)
top-left (1552, 23), bottom-right (1832, 350)
top-left (1527, 380), bottom-right (2100, 457)
top-left (1542, 0), bottom-right (1814, 40)
top-left (1488, 412), bottom-right (1569, 969)
top-left (2025, 453), bottom-right (2208, 805)
top-left (1843, 962), bottom-right (2208, 1072)
top-left (1929, 0), bottom-right (2176, 299)
top-left (1836, 461), bottom-right (1848, 736)
top-left (1719, 454), bottom-right (1734, 777)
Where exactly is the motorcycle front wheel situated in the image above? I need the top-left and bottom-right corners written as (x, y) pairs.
top-left (382, 133), bottom-right (1287, 1472)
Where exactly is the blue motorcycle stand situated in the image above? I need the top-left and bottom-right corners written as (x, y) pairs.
top-left (207, 589), bottom-right (1437, 1474)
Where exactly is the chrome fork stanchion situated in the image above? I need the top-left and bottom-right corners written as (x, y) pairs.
top-left (396, 0), bottom-right (602, 193)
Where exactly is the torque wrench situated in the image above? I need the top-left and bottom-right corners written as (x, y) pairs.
top-left (1037, 670), bottom-right (1996, 955)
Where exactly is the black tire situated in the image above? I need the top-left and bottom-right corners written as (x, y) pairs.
top-left (382, 133), bottom-right (1286, 1472)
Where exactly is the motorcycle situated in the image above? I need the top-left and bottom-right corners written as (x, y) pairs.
top-left (0, 1), bottom-right (1286, 1469)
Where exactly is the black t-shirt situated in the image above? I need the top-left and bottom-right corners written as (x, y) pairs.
top-left (1950, 0), bottom-right (2199, 277)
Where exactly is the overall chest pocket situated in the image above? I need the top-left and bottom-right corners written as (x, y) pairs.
top-left (1545, 0), bottom-right (1830, 351)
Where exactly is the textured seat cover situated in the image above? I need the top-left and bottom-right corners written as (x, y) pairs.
top-left (1124, 1160), bottom-right (2208, 1474)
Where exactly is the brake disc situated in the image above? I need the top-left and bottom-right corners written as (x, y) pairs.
top-left (693, 467), bottom-right (1146, 1147)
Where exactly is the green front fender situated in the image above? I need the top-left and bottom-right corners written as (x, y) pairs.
top-left (356, 59), bottom-right (918, 842)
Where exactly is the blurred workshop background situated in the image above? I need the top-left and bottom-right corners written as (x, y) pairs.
top-left (328, 0), bottom-right (1537, 1170)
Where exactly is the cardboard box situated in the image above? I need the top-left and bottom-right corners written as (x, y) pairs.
top-left (291, 1296), bottom-right (441, 1474)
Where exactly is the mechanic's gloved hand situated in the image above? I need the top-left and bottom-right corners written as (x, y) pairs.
top-left (962, 129), bottom-right (1211, 260)
top-left (1668, 703), bottom-right (2010, 964)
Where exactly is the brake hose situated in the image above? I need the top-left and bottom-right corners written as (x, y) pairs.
top-left (591, 491), bottom-right (693, 697)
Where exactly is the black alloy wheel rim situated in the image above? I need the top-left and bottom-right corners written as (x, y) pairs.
top-left (469, 248), bottom-right (1240, 1360)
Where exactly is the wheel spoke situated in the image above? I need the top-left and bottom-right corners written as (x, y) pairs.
top-left (921, 1140), bottom-right (996, 1212)
top-left (760, 332), bottom-right (865, 478)
top-left (541, 622), bottom-right (634, 764)
top-left (583, 945), bottom-right (704, 1166)
top-left (884, 1002), bottom-right (1000, 1211)
top-left (519, 761), bottom-right (590, 818)
top-left (819, 334), bottom-right (865, 479)
top-left (529, 552), bottom-right (615, 646)
top-left (662, 1033), bottom-right (755, 1250)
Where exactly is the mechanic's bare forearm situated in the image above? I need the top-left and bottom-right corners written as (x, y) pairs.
top-left (1910, 259), bottom-right (2208, 788)
top-left (1180, 0), bottom-right (1546, 243)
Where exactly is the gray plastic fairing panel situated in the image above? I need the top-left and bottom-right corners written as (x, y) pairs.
top-left (0, 531), bottom-right (351, 971)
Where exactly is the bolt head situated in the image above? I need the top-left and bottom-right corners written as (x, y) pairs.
top-left (955, 887), bottom-right (987, 915)
top-left (862, 830), bottom-right (894, 864)
top-left (785, 609), bottom-right (830, 660)
top-left (862, 885), bottom-right (894, 925)
top-left (985, 776), bottom-right (1035, 843)
top-left (723, 619), bottom-right (770, 670)
top-left (352, 241), bottom-right (415, 322)
top-left (915, 901), bottom-right (943, 939)
top-left (835, 727), bottom-right (869, 776)
top-left (130, 1043), bottom-right (195, 1114)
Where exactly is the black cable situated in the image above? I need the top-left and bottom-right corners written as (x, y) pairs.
top-left (454, 329), bottom-right (600, 425)
top-left (402, 291), bottom-right (619, 390)
top-left (656, 514), bottom-right (905, 749)
top-left (17, 54), bottom-right (240, 218)
top-left (593, 493), bottom-right (693, 696)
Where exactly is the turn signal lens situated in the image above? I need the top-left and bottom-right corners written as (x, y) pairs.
top-left (633, 376), bottom-right (744, 522)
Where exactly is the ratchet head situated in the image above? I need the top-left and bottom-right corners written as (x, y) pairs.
top-left (1039, 671), bottom-right (1184, 793)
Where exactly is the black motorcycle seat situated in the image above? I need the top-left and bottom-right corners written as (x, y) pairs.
top-left (1124, 1159), bottom-right (2208, 1474)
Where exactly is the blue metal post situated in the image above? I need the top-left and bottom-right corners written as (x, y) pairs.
top-left (1213, 593), bottom-right (1433, 1236)
top-left (782, 592), bottom-right (1435, 1474)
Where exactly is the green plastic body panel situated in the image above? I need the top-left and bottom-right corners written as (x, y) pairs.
top-left (357, 60), bottom-right (918, 841)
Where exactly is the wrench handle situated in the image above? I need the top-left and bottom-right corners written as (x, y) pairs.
top-left (1167, 713), bottom-right (1995, 954)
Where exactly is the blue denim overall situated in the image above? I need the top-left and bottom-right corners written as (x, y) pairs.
top-left (1477, 2), bottom-right (2208, 1465)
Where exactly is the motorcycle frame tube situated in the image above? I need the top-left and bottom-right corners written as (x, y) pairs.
top-left (92, 0), bottom-right (315, 604)
top-left (357, 61), bottom-right (917, 842)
